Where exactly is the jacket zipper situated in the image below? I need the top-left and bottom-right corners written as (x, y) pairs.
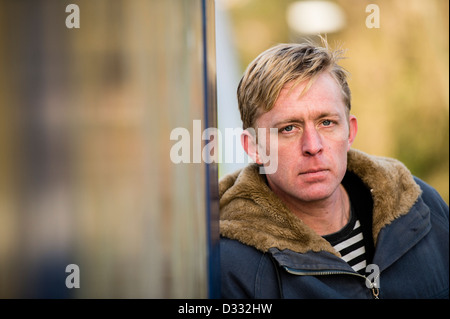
top-left (283, 267), bottom-right (380, 299)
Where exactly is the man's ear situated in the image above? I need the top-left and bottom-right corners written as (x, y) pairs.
top-left (347, 115), bottom-right (358, 150)
top-left (241, 129), bottom-right (262, 164)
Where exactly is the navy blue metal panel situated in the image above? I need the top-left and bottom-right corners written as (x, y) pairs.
top-left (202, 0), bottom-right (220, 299)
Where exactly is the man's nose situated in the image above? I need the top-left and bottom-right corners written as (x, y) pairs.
top-left (301, 125), bottom-right (323, 156)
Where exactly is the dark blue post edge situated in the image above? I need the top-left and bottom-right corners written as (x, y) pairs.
top-left (202, 0), bottom-right (221, 299)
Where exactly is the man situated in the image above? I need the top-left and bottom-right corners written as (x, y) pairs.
top-left (220, 39), bottom-right (449, 299)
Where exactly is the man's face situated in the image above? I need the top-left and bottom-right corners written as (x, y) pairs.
top-left (254, 72), bottom-right (357, 204)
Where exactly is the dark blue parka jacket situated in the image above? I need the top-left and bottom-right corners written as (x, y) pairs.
top-left (220, 149), bottom-right (449, 299)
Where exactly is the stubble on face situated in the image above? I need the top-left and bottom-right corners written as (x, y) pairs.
top-left (255, 72), bottom-right (356, 209)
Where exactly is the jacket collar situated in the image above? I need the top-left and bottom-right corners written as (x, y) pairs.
top-left (219, 149), bottom-right (422, 256)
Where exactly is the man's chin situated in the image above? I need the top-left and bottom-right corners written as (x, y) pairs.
top-left (291, 184), bottom-right (337, 203)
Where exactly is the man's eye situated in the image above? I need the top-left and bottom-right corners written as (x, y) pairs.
top-left (322, 120), bottom-right (333, 126)
top-left (282, 125), bottom-right (294, 132)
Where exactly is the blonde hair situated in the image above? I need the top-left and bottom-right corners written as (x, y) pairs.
top-left (237, 38), bottom-right (351, 129)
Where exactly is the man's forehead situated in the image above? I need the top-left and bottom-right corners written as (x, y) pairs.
top-left (278, 73), bottom-right (341, 102)
top-left (252, 72), bottom-right (348, 128)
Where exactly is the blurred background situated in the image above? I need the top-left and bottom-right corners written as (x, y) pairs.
top-left (0, 0), bottom-right (448, 299)
top-left (0, 0), bottom-right (218, 298)
top-left (216, 0), bottom-right (449, 204)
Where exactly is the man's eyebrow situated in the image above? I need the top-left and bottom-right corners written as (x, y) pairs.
top-left (272, 118), bottom-right (304, 127)
top-left (316, 111), bottom-right (342, 119)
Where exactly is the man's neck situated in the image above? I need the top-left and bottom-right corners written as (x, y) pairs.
top-left (279, 184), bottom-right (351, 236)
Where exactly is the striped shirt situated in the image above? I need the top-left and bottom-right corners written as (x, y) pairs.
top-left (323, 207), bottom-right (368, 275)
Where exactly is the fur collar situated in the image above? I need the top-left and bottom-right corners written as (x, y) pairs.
top-left (219, 149), bottom-right (422, 256)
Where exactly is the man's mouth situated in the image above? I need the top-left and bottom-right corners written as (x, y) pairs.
top-left (299, 168), bottom-right (328, 175)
